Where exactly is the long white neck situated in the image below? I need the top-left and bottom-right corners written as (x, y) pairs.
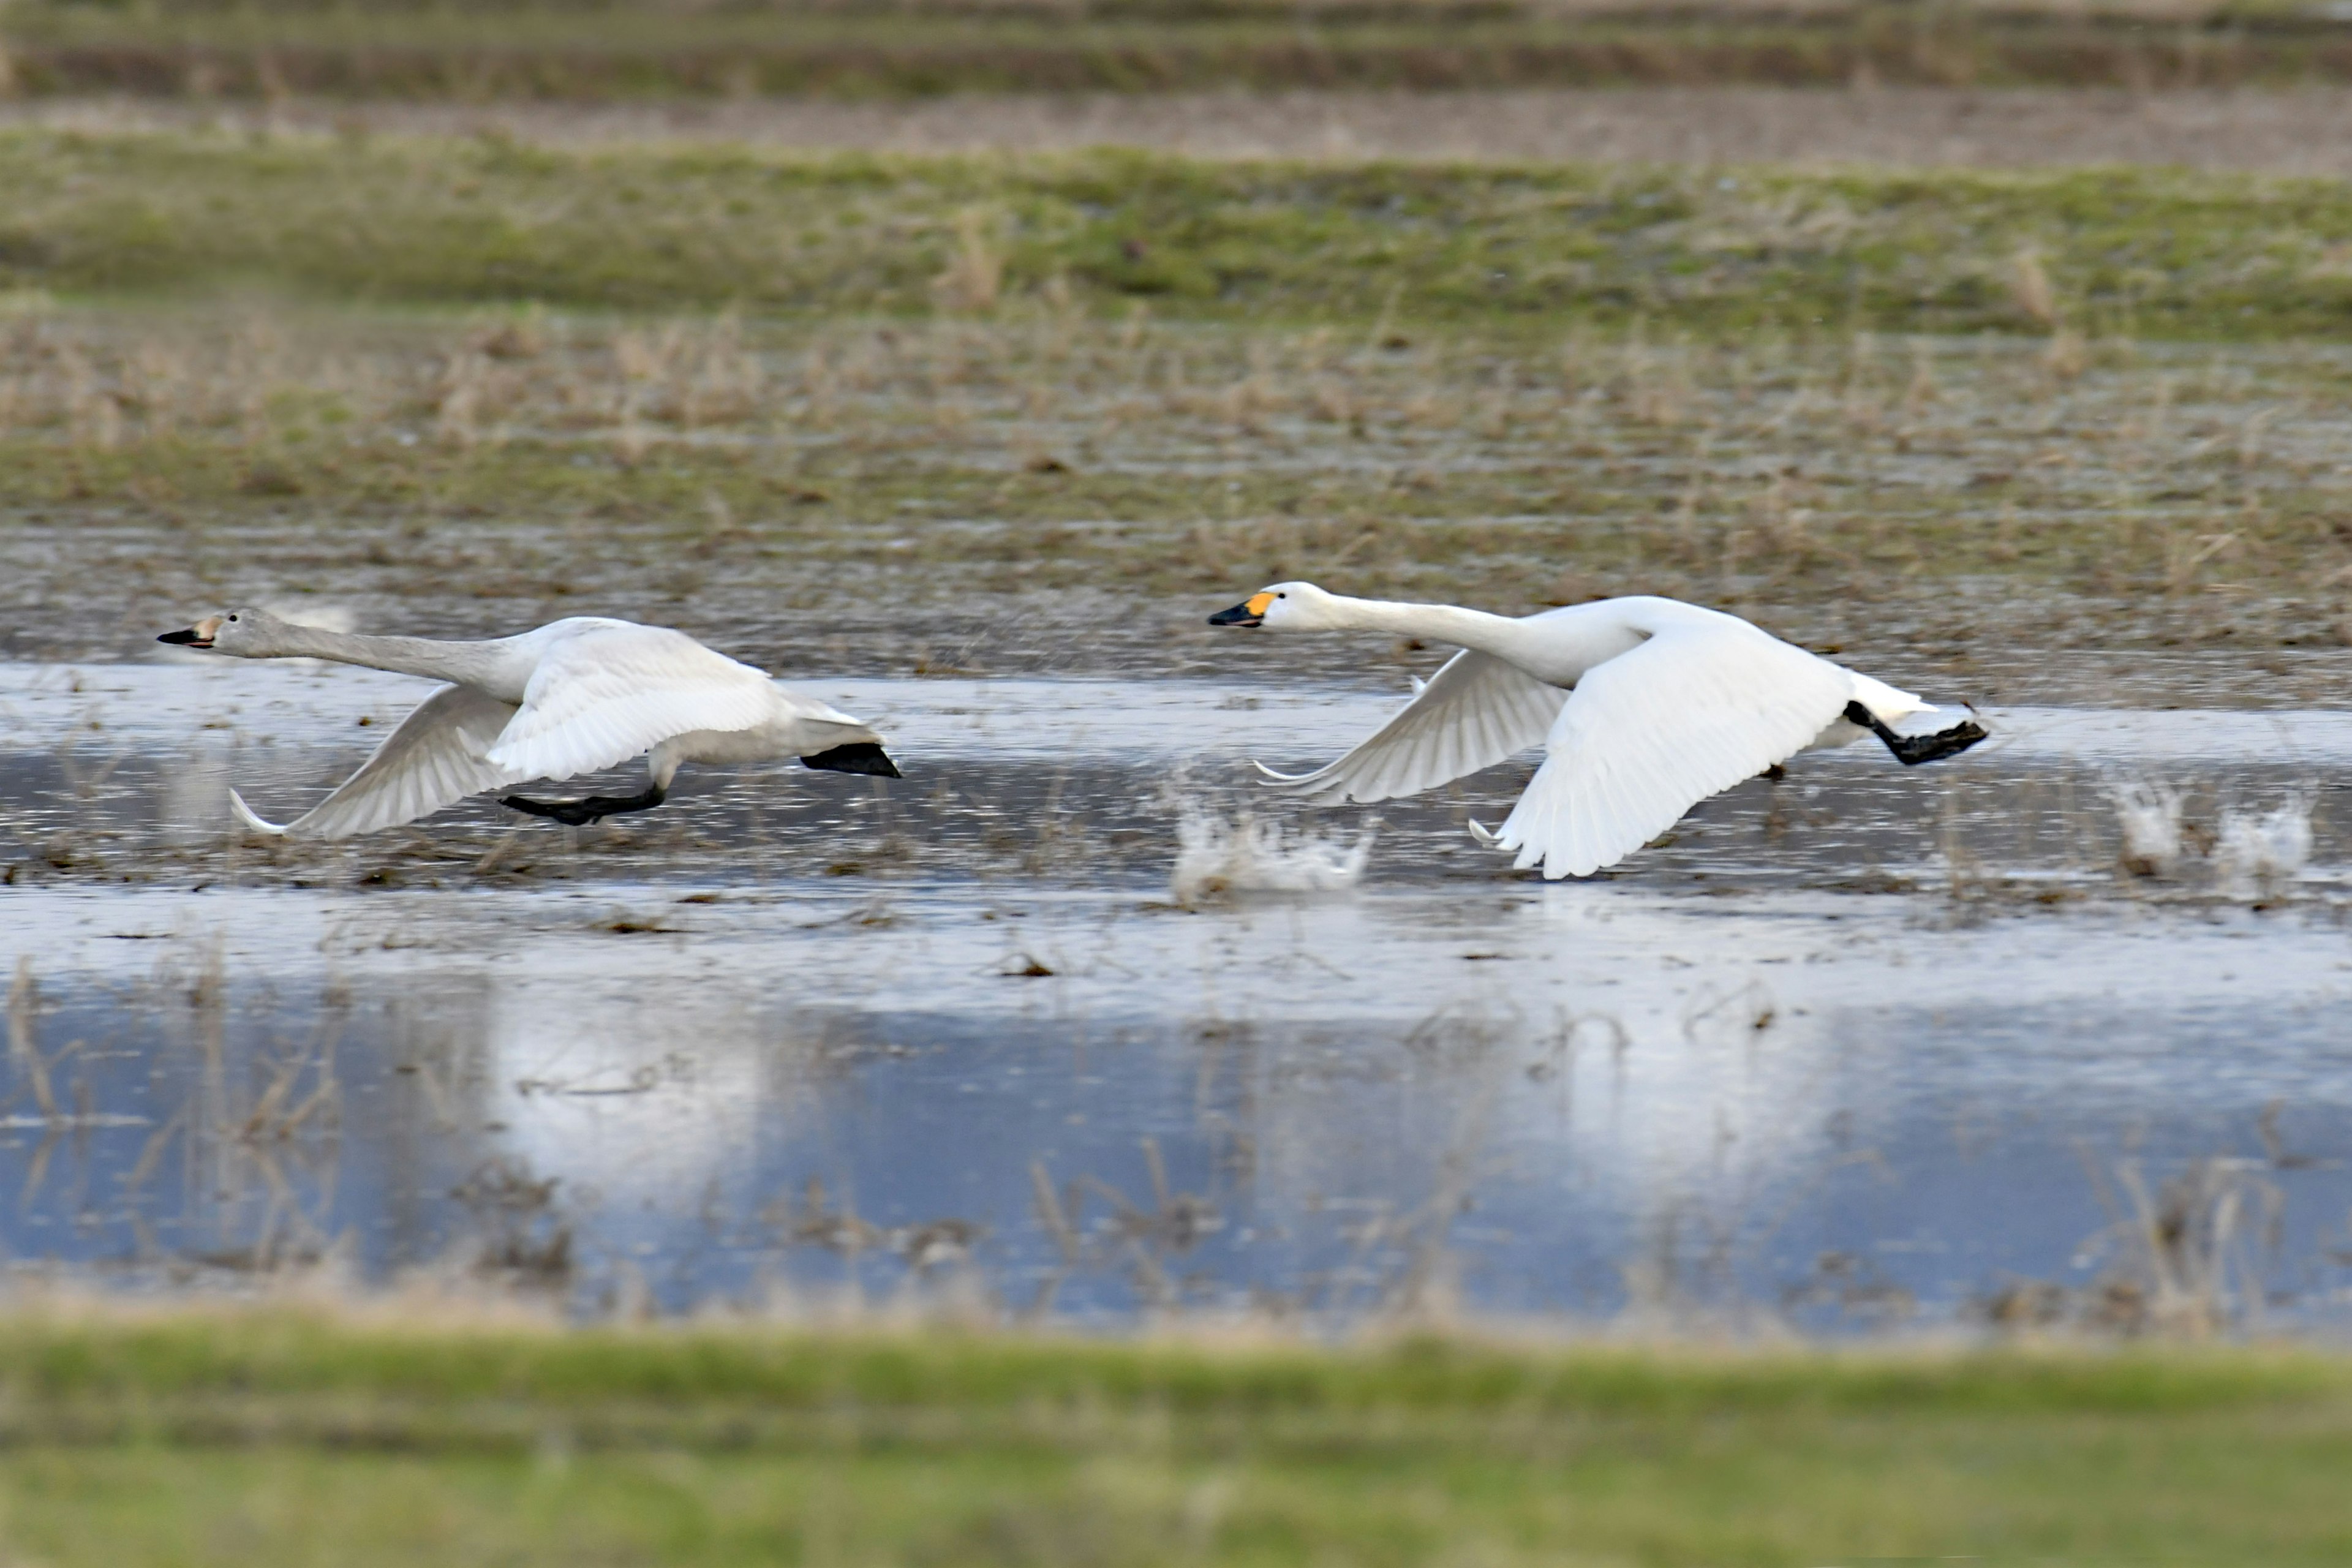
top-left (1310, 594), bottom-right (1544, 665)
top-left (257, 624), bottom-right (514, 689)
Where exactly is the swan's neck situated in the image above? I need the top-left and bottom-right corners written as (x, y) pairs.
top-left (1314, 595), bottom-right (1541, 665)
top-left (259, 624), bottom-right (514, 691)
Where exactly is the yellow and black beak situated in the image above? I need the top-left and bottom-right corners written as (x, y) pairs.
top-left (1208, 590), bottom-right (1276, 628)
top-left (157, 615), bottom-right (221, 649)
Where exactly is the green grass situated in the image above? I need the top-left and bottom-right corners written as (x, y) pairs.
top-left (0, 1311), bottom-right (2347, 1564)
top-left (8, 130), bottom-right (2352, 342)
top-left (10, 0), bottom-right (2352, 98)
top-left (9, 132), bottom-right (2352, 662)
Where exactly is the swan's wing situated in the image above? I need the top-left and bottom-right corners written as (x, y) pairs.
top-left (485, 625), bottom-right (778, 783)
top-left (1256, 650), bottom-right (1570, 804)
top-left (1490, 624), bottom-right (1852, 879)
top-left (232, 684), bottom-right (522, 840)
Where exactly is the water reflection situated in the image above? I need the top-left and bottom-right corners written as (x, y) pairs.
top-left (5, 659), bottom-right (2351, 1332)
top-left (5, 880), bottom-right (2350, 1333)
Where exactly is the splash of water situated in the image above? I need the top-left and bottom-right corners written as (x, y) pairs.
top-left (2108, 779), bottom-right (2184, 878)
top-left (2214, 795), bottom-right (2313, 897)
top-left (1170, 807), bottom-right (1373, 908)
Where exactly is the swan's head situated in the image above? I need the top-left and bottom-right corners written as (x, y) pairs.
top-left (156, 607), bottom-right (285, 656)
top-left (1207, 581), bottom-right (1341, 631)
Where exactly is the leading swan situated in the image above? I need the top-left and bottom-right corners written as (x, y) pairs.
top-left (1208, 582), bottom-right (1985, 878)
top-left (158, 608), bottom-right (899, 839)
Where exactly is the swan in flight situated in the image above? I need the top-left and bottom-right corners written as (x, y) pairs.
top-left (1208, 582), bottom-right (1985, 878)
top-left (157, 608), bottom-right (899, 839)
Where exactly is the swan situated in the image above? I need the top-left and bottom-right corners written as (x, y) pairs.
top-left (1208, 582), bottom-right (1986, 878)
top-left (157, 608), bottom-right (899, 839)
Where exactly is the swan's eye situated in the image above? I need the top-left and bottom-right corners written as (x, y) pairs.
top-left (1276, 592), bottom-right (1287, 599)
top-left (227, 614), bottom-right (239, 622)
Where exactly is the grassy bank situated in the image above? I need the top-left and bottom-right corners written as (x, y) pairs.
top-left (8, 132), bottom-right (2352, 667)
top-left (7, 131), bottom-right (2352, 339)
top-left (9, 303), bottom-right (2352, 669)
top-left (12, 0), bottom-right (2352, 99)
top-left (0, 1311), bottom-right (2346, 1564)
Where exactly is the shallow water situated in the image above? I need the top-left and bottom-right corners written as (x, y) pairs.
top-left (3, 658), bottom-right (2350, 1333)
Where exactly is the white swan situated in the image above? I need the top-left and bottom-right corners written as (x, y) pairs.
top-left (158, 608), bottom-right (899, 839)
top-left (1208, 582), bottom-right (1986, 878)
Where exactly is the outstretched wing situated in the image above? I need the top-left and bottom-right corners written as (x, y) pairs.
top-left (1488, 623), bottom-right (1852, 879)
top-left (485, 624), bottom-right (777, 783)
top-left (232, 684), bottom-right (522, 840)
top-left (1257, 650), bottom-right (1569, 804)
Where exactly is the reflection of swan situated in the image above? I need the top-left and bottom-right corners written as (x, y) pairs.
top-left (480, 976), bottom-right (775, 1213)
top-left (157, 608), bottom-right (899, 838)
top-left (1210, 583), bottom-right (1985, 878)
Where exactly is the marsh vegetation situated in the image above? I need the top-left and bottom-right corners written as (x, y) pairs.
top-left (4, 100), bottom-right (2352, 1562)
top-left (14, 0), bottom-right (2352, 102)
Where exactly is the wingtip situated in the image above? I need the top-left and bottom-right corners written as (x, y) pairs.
top-left (228, 788), bottom-right (289, 837)
top-left (1466, 816), bottom-right (1499, 848)
top-left (1250, 760), bottom-right (1317, 787)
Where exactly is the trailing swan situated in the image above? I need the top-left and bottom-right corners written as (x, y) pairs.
top-left (158, 608), bottom-right (899, 839)
top-left (1208, 582), bottom-right (1985, 878)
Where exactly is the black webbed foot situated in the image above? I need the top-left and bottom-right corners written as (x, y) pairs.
top-left (1842, 700), bottom-right (1988, 767)
top-left (501, 784), bottom-right (667, 826)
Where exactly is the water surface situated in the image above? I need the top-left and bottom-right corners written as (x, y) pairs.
top-left (3, 659), bottom-right (2348, 1333)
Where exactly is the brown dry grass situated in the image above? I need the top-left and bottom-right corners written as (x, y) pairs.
top-left (20, 86), bottom-right (2352, 172)
top-left (9, 300), bottom-right (2352, 701)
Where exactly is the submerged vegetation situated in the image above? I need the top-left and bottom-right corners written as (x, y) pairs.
top-left (0, 1310), bottom-right (2347, 1564)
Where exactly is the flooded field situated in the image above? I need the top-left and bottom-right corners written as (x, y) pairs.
top-left (4, 656), bottom-right (2350, 1336)
top-left (6, 279), bottom-right (2352, 1340)
top-left (10, 100), bottom-right (2352, 1566)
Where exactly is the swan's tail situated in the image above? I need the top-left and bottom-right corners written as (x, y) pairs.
top-left (1848, 672), bottom-right (1936, 725)
top-left (228, 789), bottom-right (290, 837)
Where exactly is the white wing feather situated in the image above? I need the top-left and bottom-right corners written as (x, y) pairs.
top-left (230, 684), bottom-right (523, 840)
top-left (1257, 650), bottom-right (1570, 804)
top-left (485, 624), bottom-right (777, 783)
top-left (1491, 623), bottom-right (1853, 878)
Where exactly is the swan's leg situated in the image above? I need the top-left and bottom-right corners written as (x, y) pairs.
top-left (499, 783), bottom-right (667, 826)
top-left (1841, 701), bottom-right (1988, 767)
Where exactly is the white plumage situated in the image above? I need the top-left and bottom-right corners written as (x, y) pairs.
top-left (1212, 583), bottom-right (1986, 879)
top-left (485, 622), bottom-right (791, 784)
top-left (230, 683), bottom-right (524, 840)
top-left (1256, 651), bottom-right (1568, 807)
top-left (160, 608), bottom-right (898, 840)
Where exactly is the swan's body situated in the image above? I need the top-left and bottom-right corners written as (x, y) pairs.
top-left (1208, 583), bottom-right (1985, 879)
top-left (158, 608), bottom-right (899, 839)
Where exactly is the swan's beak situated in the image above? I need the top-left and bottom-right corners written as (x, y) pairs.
top-left (1208, 591), bottom-right (1275, 628)
top-left (157, 616), bottom-right (221, 649)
